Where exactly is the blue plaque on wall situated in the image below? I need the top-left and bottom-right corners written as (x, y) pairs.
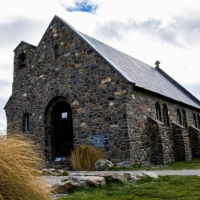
top-left (90, 133), bottom-right (108, 147)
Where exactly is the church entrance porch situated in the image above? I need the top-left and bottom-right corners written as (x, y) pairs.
top-left (45, 97), bottom-right (74, 161)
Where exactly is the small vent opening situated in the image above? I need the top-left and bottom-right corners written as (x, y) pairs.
top-left (54, 44), bottom-right (59, 59)
top-left (107, 97), bottom-right (114, 101)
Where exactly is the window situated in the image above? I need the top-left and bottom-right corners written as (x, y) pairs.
top-left (182, 110), bottom-right (187, 128)
top-left (163, 104), bottom-right (169, 126)
top-left (54, 44), bottom-right (59, 59)
top-left (193, 113), bottom-right (197, 128)
top-left (177, 108), bottom-right (182, 125)
top-left (197, 115), bottom-right (200, 129)
top-left (155, 102), bottom-right (161, 121)
top-left (18, 53), bottom-right (26, 69)
top-left (23, 113), bottom-right (29, 132)
top-left (107, 97), bottom-right (115, 101)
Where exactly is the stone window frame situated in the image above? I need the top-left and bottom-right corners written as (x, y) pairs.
top-left (18, 53), bottom-right (26, 69)
top-left (23, 113), bottom-right (29, 132)
top-left (177, 108), bottom-right (182, 125)
top-left (182, 110), bottom-right (187, 128)
top-left (155, 102), bottom-right (161, 121)
top-left (163, 104), bottom-right (169, 126)
top-left (193, 113), bottom-right (197, 128)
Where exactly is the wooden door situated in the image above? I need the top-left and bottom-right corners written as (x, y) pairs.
top-left (52, 101), bottom-right (73, 157)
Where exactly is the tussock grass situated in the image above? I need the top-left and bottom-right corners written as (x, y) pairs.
top-left (70, 145), bottom-right (106, 171)
top-left (0, 134), bottom-right (51, 200)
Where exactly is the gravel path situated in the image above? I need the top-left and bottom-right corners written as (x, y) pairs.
top-left (43, 169), bottom-right (200, 186)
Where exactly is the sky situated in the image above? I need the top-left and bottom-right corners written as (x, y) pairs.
top-left (1, 0), bottom-right (200, 131)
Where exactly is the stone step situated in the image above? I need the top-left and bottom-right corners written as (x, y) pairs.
top-left (50, 165), bottom-right (72, 170)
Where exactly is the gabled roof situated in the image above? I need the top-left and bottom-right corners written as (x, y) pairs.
top-left (79, 31), bottom-right (200, 109)
top-left (32, 16), bottom-right (200, 109)
top-left (13, 41), bottom-right (36, 52)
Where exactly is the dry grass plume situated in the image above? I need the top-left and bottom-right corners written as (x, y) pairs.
top-left (70, 145), bottom-right (106, 171)
top-left (0, 134), bottom-right (51, 200)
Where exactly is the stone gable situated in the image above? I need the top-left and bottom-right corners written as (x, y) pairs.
top-left (5, 16), bottom-right (130, 163)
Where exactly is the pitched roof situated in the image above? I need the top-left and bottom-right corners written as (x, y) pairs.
top-left (34, 16), bottom-right (200, 109)
top-left (78, 32), bottom-right (200, 109)
top-left (13, 41), bottom-right (36, 52)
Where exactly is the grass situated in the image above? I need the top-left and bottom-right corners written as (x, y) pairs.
top-left (59, 175), bottom-right (200, 200)
top-left (70, 145), bottom-right (106, 171)
top-left (166, 159), bottom-right (200, 170)
top-left (0, 134), bottom-right (51, 200)
top-left (109, 159), bottom-right (200, 171)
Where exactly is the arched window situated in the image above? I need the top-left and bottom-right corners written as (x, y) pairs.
top-left (163, 104), bottom-right (169, 126)
top-left (177, 108), bottom-right (182, 125)
top-left (197, 115), bottom-right (200, 129)
top-left (54, 44), bottom-right (59, 59)
top-left (155, 102), bottom-right (161, 121)
top-left (193, 113), bottom-right (197, 128)
top-left (182, 110), bottom-right (187, 128)
top-left (18, 53), bottom-right (26, 69)
top-left (23, 113), bottom-right (29, 132)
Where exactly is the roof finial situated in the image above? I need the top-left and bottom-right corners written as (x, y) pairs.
top-left (155, 60), bottom-right (160, 67)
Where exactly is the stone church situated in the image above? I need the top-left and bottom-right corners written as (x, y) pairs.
top-left (4, 15), bottom-right (200, 165)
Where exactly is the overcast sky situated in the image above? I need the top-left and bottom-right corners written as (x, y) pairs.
top-left (1, 0), bottom-right (200, 130)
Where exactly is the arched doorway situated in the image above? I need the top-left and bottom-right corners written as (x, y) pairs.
top-left (45, 97), bottom-right (74, 160)
top-left (52, 101), bottom-right (74, 157)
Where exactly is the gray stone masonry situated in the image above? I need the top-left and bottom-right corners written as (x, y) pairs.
top-left (5, 17), bottom-right (129, 163)
top-left (148, 117), bottom-right (174, 165)
top-left (4, 16), bottom-right (200, 165)
top-left (172, 122), bottom-right (192, 161)
top-left (189, 125), bottom-right (200, 158)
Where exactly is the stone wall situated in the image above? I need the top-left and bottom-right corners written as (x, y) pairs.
top-left (172, 122), bottom-right (191, 161)
top-left (148, 117), bottom-right (174, 165)
top-left (5, 17), bottom-right (130, 163)
top-left (189, 125), bottom-right (200, 158)
top-left (126, 84), bottom-right (199, 165)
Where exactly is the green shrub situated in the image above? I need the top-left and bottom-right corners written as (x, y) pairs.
top-left (0, 134), bottom-right (51, 200)
top-left (70, 145), bottom-right (106, 171)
